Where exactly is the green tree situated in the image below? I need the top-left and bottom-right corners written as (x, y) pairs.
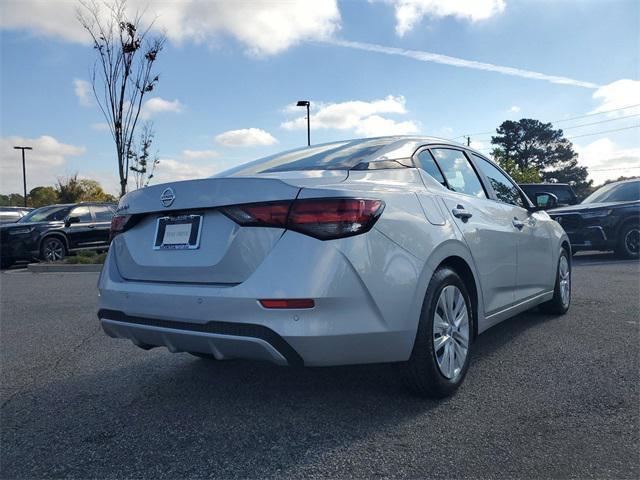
top-left (77, 179), bottom-right (117, 202)
top-left (491, 119), bottom-right (592, 198)
top-left (28, 186), bottom-right (59, 207)
top-left (56, 175), bottom-right (86, 203)
top-left (0, 193), bottom-right (26, 206)
top-left (492, 149), bottom-right (541, 183)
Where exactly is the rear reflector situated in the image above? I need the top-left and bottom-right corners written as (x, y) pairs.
top-left (221, 198), bottom-right (384, 240)
top-left (259, 299), bottom-right (315, 309)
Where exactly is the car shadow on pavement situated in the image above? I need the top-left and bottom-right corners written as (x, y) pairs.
top-left (1, 306), bottom-right (561, 479)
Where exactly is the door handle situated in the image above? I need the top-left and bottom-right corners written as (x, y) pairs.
top-left (452, 205), bottom-right (473, 222)
top-left (512, 218), bottom-right (525, 230)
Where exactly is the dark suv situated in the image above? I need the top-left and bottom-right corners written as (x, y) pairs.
top-left (0, 202), bottom-right (115, 268)
top-left (548, 179), bottom-right (639, 258)
top-left (519, 183), bottom-right (578, 208)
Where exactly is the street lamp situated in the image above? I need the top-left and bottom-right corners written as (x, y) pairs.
top-left (13, 146), bottom-right (32, 207)
top-left (296, 100), bottom-right (310, 146)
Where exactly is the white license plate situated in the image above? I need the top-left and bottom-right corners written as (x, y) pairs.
top-left (154, 215), bottom-right (202, 250)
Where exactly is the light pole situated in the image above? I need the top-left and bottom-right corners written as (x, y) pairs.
top-left (296, 100), bottom-right (310, 146)
top-left (13, 146), bottom-right (32, 207)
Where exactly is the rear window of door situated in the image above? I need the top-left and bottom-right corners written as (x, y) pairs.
top-left (416, 150), bottom-right (446, 186)
top-left (70, 206), bottom-right (92, 222)
top-left (430, 148), bottom-right (486, 198)
top-left (92, 206), bottom-right (115, 222)
top-left (473, 155), bottom-right (525, 208)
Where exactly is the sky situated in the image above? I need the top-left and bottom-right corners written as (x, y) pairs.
top-left (1, 0), bottom-right (639, 195)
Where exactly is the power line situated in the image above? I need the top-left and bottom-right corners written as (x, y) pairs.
top-left (472, 123), bottom-right (639, 147)
top-left (589, 166), bottom-right (640, 172)
top-left (552, 104), bottom-right (640, 124)
top-left (560, 113), bottom-right (640, 131)
top-left (566, 125), bottom-right (639, 140)
top-left (456, 103), bottom-right (640, 139)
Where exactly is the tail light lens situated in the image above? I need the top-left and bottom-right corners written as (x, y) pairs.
top-left (221, 198), bottom-right (384, 240)
top-left (109, 214), bottom-right (131, 241)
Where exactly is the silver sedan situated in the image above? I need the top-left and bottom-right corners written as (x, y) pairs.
top-left (98, 136), bottom-right (571, 397)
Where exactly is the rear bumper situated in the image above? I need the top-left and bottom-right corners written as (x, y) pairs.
top-left (97, 229), bottom-right (427, 367)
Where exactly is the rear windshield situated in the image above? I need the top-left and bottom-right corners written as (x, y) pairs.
top-left (219, 138), bottom-right (397, 177)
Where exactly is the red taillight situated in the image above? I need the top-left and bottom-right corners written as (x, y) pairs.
top-left (259, 299), bottom-right (315, 309)
top-left (222, 202), bottom-right (291, 227)
top-left (109, 214), bottom-right (131, 241)
top-left (221, 198), bottom-right (384, 240)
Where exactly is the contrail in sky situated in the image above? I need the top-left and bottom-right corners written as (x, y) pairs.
top-left (327, 39), bottom-right (600, 89)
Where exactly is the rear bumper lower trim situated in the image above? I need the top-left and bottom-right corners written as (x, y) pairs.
top-left (97, 309), bottom-right (304, 366)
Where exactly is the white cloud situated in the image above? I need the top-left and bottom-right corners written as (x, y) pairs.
top-left (507, 105), bottom-right (521, 113)
top-left (0, 135), bottom-right (86, 193)
top-left (380, 0), bottom-right (506, 36)
top-left (149, 158), bottom-right (239, 185)
top-left (73, 79), bottom-right (92, 107)
top-left (140, 98), bottom-right (184, 119)
top-left (182, 149), bottom-right (220, 159)
top-left (575, 138), bottom-right (640, 185)
top-left (591, 79), bottom-right (640, 117)
top-left (327, 39), bottom-right (600, 89)
top-left (1, 0), bottom-right (341, 56)
top-left (281, 95), bottom-right (419, 137)
top-left (215, 128), bottom-right (278, 147)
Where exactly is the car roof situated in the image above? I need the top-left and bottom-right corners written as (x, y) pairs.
top-left (341, 135), bottom-right (478, 161)
top-left (519, 183), bottom-right (570, 187)
top-left (35, 202), bottom-right (115, 207)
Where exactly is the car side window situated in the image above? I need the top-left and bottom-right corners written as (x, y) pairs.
top-left (69, 206), bottom-right (92, 222)
top-left (430, 148), bottom-right (486, 198)
top-left (473, 155), bottom-right (525, 208)
top-left (416, 150), bottom-right (446, 186)
top-left (92, 206), bottom-right (114, 222)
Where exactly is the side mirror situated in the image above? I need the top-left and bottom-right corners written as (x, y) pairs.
top-left (65, 216), bottom-right (80, 226)
top-left (533, 192), bottom-right (558, 211)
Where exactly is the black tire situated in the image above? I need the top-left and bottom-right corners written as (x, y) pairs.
top-left (40, 236), bottom-right (66, 262)
top-left (615, 222), bottom-right (639, 259)
top-left (539, 248), bottom-right (571, 315)
top-left (189, 352), bottom-right (217, 360)
top-left (403, 267), bottom-right (474, 398)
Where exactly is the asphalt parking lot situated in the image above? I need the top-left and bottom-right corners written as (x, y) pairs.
top-left (1, 253), bottom-right (638, 479)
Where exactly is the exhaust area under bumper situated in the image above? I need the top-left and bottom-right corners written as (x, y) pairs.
top-left (98, 309), bottom-right (303, 366)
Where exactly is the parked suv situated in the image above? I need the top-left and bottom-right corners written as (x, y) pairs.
top-left (0, 206), bottom-right (33, 224)
top-left (519, 183), bottom-right (578, 208)
top-left (548, 179), bottom-right (639, 258)
top-left (0, 202), bottom-right (115, 268)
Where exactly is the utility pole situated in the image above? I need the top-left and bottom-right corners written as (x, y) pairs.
top-left (13, 146), bottom-right (32, 207)
top-left (296, 100), bottom-right (311, 146)
top-left (466, 136), bottom-right (471, 147)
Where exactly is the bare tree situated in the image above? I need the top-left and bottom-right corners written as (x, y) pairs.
top-left (129, 121), bottom-right (160, 189)
top-left (77, 0), bottom-right (165, 197)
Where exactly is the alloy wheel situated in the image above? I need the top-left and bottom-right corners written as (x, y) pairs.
top-left (43, 239), bottom-right (64, 261)
top-left (432, 285), bottom-right (469, 380)
top-left (559, 255), bottom-right (571, 307)
top-left (625, 228), bottom-right (639, 255)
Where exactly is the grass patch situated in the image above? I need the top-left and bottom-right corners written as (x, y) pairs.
top-left (64, 251), bottom-right (107, 264)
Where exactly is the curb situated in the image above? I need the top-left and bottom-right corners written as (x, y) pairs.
top-left (27, 263), bottom-right (103, 273)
